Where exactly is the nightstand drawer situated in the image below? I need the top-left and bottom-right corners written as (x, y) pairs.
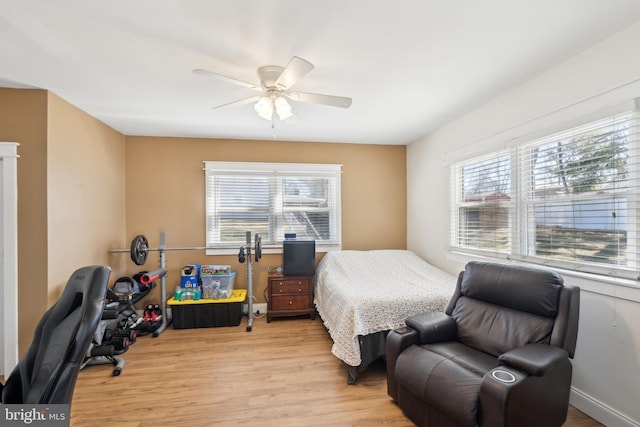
top-left (270, 295), bottom-right (310, 311)
top-left (272, 279), bottom-right (310, 294)
top-left (267, 274), bottom-right (315, 322)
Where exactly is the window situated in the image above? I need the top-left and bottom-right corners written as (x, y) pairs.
top-left (520, 112), bottom-right (639, 275)
top-left (450, 151), bottom-right (514, 255)
top-left (205, 161), bottom-right (341, 252)
top-left (450, 106), bottom-right (640, 278)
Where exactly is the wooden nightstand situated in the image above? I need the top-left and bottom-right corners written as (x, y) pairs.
top-left (267, 274), bottom-right (316, 322)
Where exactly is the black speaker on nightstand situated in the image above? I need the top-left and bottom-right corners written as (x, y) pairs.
top-left (282, 240), bottom-right (316, 276)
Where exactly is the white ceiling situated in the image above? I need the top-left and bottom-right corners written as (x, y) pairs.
top-left (2, 1), bottom-right (640, 145)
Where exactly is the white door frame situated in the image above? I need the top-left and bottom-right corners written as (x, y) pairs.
top-left (0, 142), bottom-right (19, 377)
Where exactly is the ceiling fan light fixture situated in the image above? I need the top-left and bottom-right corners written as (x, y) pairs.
top-left (196, 56), bottom-right (352, 124)
top-left (254, 96), bottom-right (273, 120)
top-left (274, 96), bottom-right (293, 120)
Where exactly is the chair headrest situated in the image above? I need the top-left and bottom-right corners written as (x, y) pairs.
top-left (461, 261), bottom-right (563, 317)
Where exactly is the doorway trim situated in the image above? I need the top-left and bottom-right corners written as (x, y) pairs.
top-left (0, 142), bottom-right (19, 376)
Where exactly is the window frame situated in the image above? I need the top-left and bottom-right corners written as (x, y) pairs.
top-left (204, 161), bottom-right (342, 255)
top-left (449, 106), bottom-right (640, 280)
top-left (449, 149), bottom-right (515, 258)
top-left (516, 111), bottom-right (640, 277)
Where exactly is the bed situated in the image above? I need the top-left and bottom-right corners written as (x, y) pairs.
top-left (313, 249), bottom-right (457, 383)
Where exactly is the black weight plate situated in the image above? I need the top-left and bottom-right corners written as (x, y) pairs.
top-left (254, 233), bottom-right (262, 261)
top-left (130, 235), bottom-right (149, 266)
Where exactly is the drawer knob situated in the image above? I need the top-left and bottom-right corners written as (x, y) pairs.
top-left (289, 300), bottom-right (293, 305)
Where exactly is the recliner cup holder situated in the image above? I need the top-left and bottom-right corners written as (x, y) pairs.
top-left (491, 369), bottom-right (516, 383)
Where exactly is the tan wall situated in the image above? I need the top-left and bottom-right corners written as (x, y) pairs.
top-left (0, 88), bottom-right (49, 354)
top-left (125, 136), bottom-right (407, 305)
top-left (0, 87), bottom-right (405, 351)
top-left (0, 88), bottom-right (127, 355)
top-left (46, 93), bottom-right (127, 303)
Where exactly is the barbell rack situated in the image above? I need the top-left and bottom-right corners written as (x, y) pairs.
top-left (109, 231), bottom-right (261, 334)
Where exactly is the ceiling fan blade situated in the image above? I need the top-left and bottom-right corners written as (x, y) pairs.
top-left (193, 68), bottom-right (261, 91)
top-left (274, 56), bottom-right (314, 90)
top-left (211, 96), bottom-right (261, 110)
top-left (286, 91), bottom-right (352, 108)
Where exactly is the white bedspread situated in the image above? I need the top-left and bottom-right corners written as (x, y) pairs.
top-left (314, 250), bottom-right (457, 367)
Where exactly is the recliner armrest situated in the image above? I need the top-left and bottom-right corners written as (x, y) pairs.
top-left (405, 312), bottom-right (457, 343)
top-left (498, 343), bottom-right (569, 376)
top-left (386, 326), bottom-right (420, 400)
top-left (481, 344), bottom-right (573, 426)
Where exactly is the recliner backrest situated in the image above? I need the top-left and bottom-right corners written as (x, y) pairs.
top-left (459, 261), bottom-right (563, 316)
top-left (2, 266), bottom-right (110, 404)
top-left (446, 262), bottom-right (579, 358)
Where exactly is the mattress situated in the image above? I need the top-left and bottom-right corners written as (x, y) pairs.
top-left (314, 249), bottom-right (456, 367)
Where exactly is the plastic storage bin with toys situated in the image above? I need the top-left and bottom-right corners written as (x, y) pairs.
top-left (168, 264), bottom-right (244, 328)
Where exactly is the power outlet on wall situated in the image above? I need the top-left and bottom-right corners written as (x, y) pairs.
top-left (243, 302), bottom-right (267, 316)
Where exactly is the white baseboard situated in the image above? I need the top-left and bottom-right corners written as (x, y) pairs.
top-left (570, 387), bottom-right (640, 427)
top-left (243, 302), bottom-right (267, 315)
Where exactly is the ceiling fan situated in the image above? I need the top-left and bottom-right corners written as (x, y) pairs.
top-left (193, 56), bottom-right (352, 122)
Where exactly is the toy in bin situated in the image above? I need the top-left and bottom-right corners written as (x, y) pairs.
top-left (180, 264), bottom-right (201, 288)
top-left (201, 271), bottom-right (236, 299)
top-left (174, 286), bottom-right (202, 301)
top-left (201, 265), bottom-right (231, 275)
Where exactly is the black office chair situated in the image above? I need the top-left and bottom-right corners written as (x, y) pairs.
top-left (0, 265), bottom-right (110, 404)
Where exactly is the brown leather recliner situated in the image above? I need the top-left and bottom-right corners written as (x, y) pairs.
top-left (387, 261), bottom-right (580, 427)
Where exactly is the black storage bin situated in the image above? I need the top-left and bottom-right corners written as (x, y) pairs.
top-left (168, 289), bottom-right (245, 328)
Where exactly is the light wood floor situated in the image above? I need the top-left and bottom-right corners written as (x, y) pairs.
top-left (71, 315), bottom-right (603, 427)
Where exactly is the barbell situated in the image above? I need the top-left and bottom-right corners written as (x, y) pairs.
top-left (111, 234), bottom-right (263, 266)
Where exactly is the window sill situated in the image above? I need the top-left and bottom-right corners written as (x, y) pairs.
top-left (205, 244), bottom-right (341, 257)
top-left (447, 250), bottom-right (640, 303)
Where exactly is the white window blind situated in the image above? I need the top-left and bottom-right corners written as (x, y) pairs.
top-left (450, 150), bottom-right (514, 256)
top-left (204, 161), bottom-right (342, 252)
top-left (449, 103), bottom-right (640, 279)
top-left (519, 110), bottom-right (640, 276)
